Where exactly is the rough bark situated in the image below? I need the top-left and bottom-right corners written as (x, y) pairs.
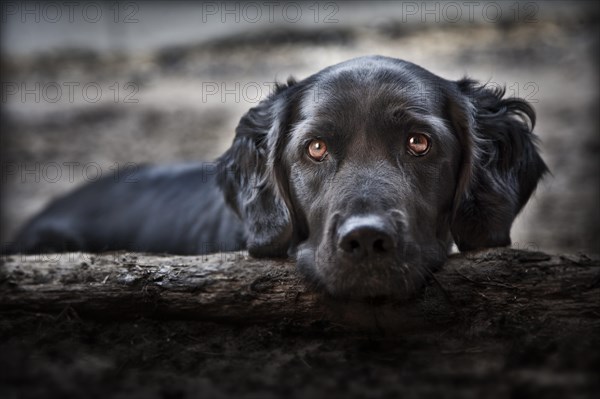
top-left (1, 248), bottom-right (598, 333)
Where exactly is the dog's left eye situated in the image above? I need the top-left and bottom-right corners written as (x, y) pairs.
top-left (307, 139), bottom-right (328, 161)
top-left (407, 134), bottom-right (431, 156)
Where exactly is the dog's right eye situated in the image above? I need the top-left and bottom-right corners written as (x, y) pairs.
top-left (407, 133), bottom-right (431, 156)
top-left (307, 139), bottom-right (328, 162)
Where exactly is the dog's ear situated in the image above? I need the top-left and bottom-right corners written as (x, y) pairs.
top-left (450, 79), bottom-right (549, 251)
top-left (217, 80), bottom-right (299, 257)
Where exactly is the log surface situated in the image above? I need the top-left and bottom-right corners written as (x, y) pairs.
top-left (1, 248), bottom-right (599, 332)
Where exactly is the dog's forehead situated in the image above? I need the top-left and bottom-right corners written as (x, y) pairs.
top-left (300, 66), bottom-right (443, 120)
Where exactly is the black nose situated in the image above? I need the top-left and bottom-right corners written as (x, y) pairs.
top-left (337, 216), bottom-right (395, 259)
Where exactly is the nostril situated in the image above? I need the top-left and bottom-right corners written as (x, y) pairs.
top-left (340, 238), bottom-right (362, 254)
top-left (373, 238), bottom-right (386, 253)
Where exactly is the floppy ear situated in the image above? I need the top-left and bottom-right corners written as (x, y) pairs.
top-left (450, 79), bottom-right (549, 251)
top-left (217, 80), bottom-right (298, 258)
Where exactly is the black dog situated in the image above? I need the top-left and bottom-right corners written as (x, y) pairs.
top-left (10, 56), bottom-right (548, 297)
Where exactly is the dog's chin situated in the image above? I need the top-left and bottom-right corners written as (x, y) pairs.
top-left (325, 263), bottom-right (428, 300)
top-left (296, 244), bottom-right (433, 300)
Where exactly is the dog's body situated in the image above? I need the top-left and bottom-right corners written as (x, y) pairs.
top-left (12, 164), bottom-right (245, 255)
top-left (11, 56), bottom-right (548, 298)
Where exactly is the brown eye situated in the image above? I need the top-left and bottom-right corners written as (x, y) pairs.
top-left (307, 139), bottom-right (328, 161)
top-left (407, 134), bottom-right (431, 156)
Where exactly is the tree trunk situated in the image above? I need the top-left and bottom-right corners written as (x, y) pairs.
top-left (1, 248), bottom-right (598, 333)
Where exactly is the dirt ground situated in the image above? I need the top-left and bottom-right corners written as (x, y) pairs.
top-left (1, 3), bottom-right (599, 398)
top-left (0, 310), bottom-right (597, 399)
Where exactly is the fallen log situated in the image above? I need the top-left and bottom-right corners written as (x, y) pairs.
top-left (1, 248), bottom-right (599, 333)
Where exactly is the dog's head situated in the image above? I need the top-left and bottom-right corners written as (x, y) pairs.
top-left (218, 56), bottom-right (548, 298)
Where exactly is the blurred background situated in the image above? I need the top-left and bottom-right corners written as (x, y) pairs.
top-left (1, 1), bottom-right (598, 254)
